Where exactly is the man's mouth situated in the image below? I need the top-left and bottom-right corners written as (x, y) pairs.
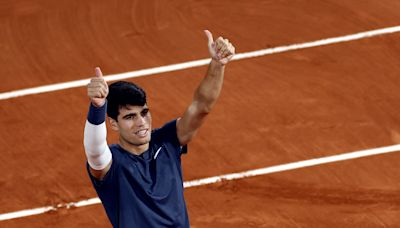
top-left (135, 129), bottom-right (148, 137)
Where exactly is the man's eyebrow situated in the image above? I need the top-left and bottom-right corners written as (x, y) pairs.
top-left (122, 113), bottom-right (137, 118)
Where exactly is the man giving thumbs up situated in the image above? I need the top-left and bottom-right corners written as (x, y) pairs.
top-left (83, 30), bottom-right (235, 228)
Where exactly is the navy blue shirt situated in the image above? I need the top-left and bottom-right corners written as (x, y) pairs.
top-left (87, 120), bottom-right (189, 228)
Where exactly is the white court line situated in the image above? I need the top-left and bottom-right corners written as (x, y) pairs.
top-left (1, 25), bottom-right (400, 100)
top-left (1, 25), bottom-right (400, 221)
top-left (1, 144), bottom-right (400, 221)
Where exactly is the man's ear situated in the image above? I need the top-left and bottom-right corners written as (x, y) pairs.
top-left (108, 117), bottom-right (119, 131)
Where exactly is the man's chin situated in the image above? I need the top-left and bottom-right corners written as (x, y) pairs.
top-left (133, 137), bottom-right (151, 146)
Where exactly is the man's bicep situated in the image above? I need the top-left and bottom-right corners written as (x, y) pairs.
top-left (177, 102), bottom-right (208, 145)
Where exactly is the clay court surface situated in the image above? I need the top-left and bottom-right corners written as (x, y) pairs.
top-left (1, 0), bottom-right (400, 227)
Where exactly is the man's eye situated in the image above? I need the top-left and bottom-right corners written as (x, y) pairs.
top-left (141, 109), bottom-right (149, 117)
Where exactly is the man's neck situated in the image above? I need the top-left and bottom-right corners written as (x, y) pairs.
top-left (119, 139), bottom-right (149, 156)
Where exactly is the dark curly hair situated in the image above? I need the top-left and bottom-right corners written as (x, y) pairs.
top-left (106, 81), bottom-right (147, 120)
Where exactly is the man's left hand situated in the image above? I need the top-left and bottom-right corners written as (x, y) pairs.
top-left (204, 30), bottom-right (235, 65)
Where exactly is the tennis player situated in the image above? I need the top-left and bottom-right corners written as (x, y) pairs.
top-left (83, 30), bottom-right (235, 227)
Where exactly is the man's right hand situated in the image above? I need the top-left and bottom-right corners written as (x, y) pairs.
top-left (87, 67), bottom-right (108, 107)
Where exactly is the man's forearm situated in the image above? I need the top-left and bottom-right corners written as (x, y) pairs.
top-left (84, 102), bottom-right (112, 170)
top-left (175, 31), bottom-right (234, 145)
top-left (193, 60), bottom-right (225, 113)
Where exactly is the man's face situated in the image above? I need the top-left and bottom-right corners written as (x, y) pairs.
top-left (111, 104), bottom-right (152, 147)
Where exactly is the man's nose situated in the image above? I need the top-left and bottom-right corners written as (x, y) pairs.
top-left (136, 115), bottom-right (146, 126)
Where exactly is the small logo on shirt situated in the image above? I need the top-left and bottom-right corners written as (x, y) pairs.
top-left (154, 147), bottom-right (162, 160)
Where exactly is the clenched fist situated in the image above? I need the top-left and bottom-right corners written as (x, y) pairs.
top-left (204, 30), bottom-right (235, 65)
top-left (87, 67), bottom-right (108, 107)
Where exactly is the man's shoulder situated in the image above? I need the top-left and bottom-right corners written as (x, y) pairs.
top-left (108, 144), bottom-right (126, 159)
top-left (151, 119), bottom-right (178, 141)
top-left (109, 143), bottom-right (121, 151)
top-left (151, 119), bottom-right (187, 156)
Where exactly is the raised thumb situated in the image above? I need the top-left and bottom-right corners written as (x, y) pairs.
top-left (204, 30), bottom-right (214, 46)
top-left (95, 67), bottom-right (103, 78)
